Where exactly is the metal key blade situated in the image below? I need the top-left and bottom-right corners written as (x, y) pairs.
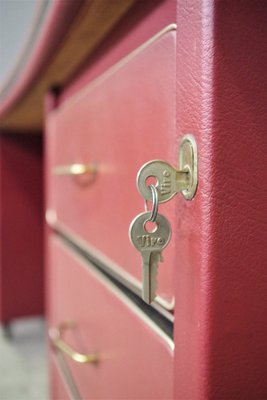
top-left (141, 250), bottom-right (153, 304)
top-left (129, 211), bottom-right (171, 305)
top-left (150, 251), bottom-right (162, 301)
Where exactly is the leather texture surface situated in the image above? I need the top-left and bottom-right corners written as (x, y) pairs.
top-left (47, 29), bottom-right (177, 307)
top-left (174, 1), bottom-right (267, 399)
top-left (48, 236), bottom-right (173, 400)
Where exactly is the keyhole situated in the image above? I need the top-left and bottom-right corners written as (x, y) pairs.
top-left (144, 220), bottom-right (158, 233)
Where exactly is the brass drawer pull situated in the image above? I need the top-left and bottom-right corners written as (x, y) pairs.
top-left (52, 163), bottom-right (97, 176)
top-left (49, 322), bottom-right (98, 364)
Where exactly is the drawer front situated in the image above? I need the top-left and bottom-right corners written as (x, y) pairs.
top-left (48, 236), bottom-right (173, 400)
top-left (46, 26), bottom-right (176, 308)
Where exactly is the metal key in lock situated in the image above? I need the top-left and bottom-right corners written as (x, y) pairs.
top-left (137, 134), bottom-right (198, 202)
top-left (129, 135), bottom-right (197, 305)
top-left (129, 211), bottom-right (171, 304)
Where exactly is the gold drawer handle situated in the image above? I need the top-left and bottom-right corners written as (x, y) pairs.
top-left (52, 163), bottom-right (97, 176)
top-left (49, 322), bottom-right (98, 364)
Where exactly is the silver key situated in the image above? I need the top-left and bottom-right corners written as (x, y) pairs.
top-left (129, 211), bottom-right (171, 304)
top-left (137, 160), bottom-right (189, 203)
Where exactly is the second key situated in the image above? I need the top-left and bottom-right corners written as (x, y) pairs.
top-left (129, 211), bottom-right (171, 304)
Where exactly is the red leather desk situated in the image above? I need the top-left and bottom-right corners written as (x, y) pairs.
top-left (1, 1), bottom-right (267, 399)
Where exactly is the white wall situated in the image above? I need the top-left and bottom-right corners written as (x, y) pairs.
top-left (0, 0), bottom-right (39, 86)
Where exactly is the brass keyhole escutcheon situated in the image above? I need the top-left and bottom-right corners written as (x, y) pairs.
top-left (179, 134), bottom-right (198, 200)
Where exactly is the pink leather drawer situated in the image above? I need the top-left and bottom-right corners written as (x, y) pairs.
top-left (46, 25), bottom-right (176, 309)
top-left (48, 236), bottom-right (174, 400)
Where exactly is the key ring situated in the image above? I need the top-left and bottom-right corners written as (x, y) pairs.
top-left (144, 184), bottom-right (159, 222)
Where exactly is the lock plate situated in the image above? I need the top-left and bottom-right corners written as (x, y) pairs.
top-left (179, 134), bottom-right (198, 200)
